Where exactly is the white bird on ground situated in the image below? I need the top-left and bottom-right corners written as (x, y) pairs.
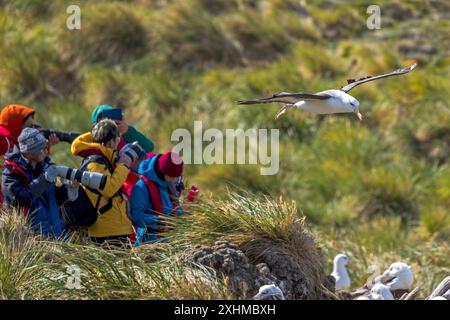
top-left (370, 283), bottom-right (394, 300)
top-left (430, 296), bottom-right (447, 300)
top-left (252, 284), bottom-right (286, 300)
top-left (238, 63), bottom-right (417, 120)
top-left (427, 276), bottom-right (450, 300)
top-left (331, 253), bottom-right (351, 291)
top-left (380, 262), bottom-right (414, 291)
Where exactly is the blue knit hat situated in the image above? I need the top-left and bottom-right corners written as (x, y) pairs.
top-left (18, 128), bottom-right (48, 155)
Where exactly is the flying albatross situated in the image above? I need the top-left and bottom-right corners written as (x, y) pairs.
top-left (238, 63), bottom-right (417, 120)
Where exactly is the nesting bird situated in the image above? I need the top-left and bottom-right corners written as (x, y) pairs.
top-left (351, 261), bottom-right (415, 300)
top-left (430, 296), bottom-right (447, 300)
top-left (252, 284), bottom-right (286, 300)
top-left (380, 262), bottom-right (414, 291)
top-left (331, 253), bottom-right (351, 291)
top-left (427, 276), bottom-right (450, 300)
top-left (370, 283), bottom-right (394, 300)
top-left (238, 63), bottom-right (417, 120)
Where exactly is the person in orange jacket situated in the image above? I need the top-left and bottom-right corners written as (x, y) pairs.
top-left (0, 104), bottom-right (36, 156)
top-left (0, 104), bottom-right (60, 156)
top-left (0, 104), bottom-right (59, 204)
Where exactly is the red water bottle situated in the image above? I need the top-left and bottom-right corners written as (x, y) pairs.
top-left (187, 185), bottom-right (199, 202)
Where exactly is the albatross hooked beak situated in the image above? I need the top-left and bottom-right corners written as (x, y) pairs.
top-left (355, 110), bottom-right (363, 121)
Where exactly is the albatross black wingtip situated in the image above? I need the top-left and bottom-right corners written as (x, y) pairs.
top-left (238, 100), bottom-right (256, 105)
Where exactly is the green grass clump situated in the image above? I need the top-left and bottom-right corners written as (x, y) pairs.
top-left (57, 3), bottom-right (150, 67)
top-left (221, 10), bottom-right (294, 64)
top-left (0, 17), bottom-right (75, 101)
top-left (0, 208), bottom-right (234, 300)
top-left (49, 242), bottom-right (233, 299)
top-left (0, 208), bottom-right (55, 299)
top-left (153, 0), bottom-right (243, 71)
top-left (309, 5), bottom-right (366, 40)
top-left (169, 191), bottom-right (327, 299)
top-left (360, 166), bottom-right (420, 224)
top-left (83, 66), bottom-right (131, 109)
top-left (399, 101), bottom-right (450, 165)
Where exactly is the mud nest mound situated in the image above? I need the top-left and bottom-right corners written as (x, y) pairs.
top-left (183, 240), bottom-right (335, 300)
top-left (182, 241), bottom-right (277, 299)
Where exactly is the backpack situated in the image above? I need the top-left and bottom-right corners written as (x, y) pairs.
top-left (61, 154), bottom-right (119, 228)
top-left (3, 159), bottom-right (31, 215)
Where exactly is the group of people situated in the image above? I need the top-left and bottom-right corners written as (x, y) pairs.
top-left (0, 103), bottom-right (193, 247)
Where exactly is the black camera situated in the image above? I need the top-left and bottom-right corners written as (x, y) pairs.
top-left (120, 141), bottom-right (146, 162)
top-left (32, 124), bottom-right (81, 143)
top-left (175, 177), bottom-right (185, 193)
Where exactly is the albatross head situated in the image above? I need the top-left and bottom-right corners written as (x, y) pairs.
top-left (370, 283), bottom-right (394, 300)
top-left (380, 262), bottom-right (414, 290)
top-left (334, 253), bottom-right (349, 268)
top-left (348, 98), bottom-right (362, 121)
top-left (252, 284), bottom-right (285, 300)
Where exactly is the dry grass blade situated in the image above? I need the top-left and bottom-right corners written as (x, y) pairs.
top-left (402, 286), bottom-right (421, 300)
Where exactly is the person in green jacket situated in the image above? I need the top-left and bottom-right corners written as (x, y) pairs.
top-left (91, 105), bottom-right (154, 153)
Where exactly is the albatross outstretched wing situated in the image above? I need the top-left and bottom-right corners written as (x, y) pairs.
top-left (238, 92), bottom-right (331, 105)
top-left (340, 63), bottom-right (417, 93)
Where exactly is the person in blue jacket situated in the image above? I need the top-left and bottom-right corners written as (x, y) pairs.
top-left (130, 151), bottom-right (184, 244)
top-left (2, 128), bottom-right (68, 239)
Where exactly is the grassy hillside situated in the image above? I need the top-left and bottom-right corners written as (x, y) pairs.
top-left (0, 0), bottom-right (448, 299)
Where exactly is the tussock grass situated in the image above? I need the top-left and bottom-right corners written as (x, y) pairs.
top-left (0, 208), bottom-right (55, 299)
top-left (309, 5), bottom-right (366, 40)
top-left (221, 9), bottom-right (294, 63)
top-left (0, 208), bottom-right (234, 300)
top-left (0, 19), bottom-right (75, 101)
top-left (50, 242), bottom-right (233, 299)
top-left (169, 191), bottom-right (327, 299)
top-left (57, 3), bottom-right (149, 67)
top-left (0, 0), bottom-right (448, 300)
top-left (153, 0), bottom-right (243, 70)
top-left (83, 66), bottom-right (131, 109)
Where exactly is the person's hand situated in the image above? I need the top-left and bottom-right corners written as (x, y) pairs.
top-left (116, 120), bottom-right (129, 135)
top-left (48, 133), bottom-right (60, 146)
top-left (118, 153), bottom-right (132, 167)
top-left (66, 180), bottom-right (80, 187)
top-left (44, 165), bottom-right (58, 183)
top-left (66, 180), bottom-right (79, 201)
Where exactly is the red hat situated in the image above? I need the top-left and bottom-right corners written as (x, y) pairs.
top-left (158, 151), bottom-right (183, 177)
